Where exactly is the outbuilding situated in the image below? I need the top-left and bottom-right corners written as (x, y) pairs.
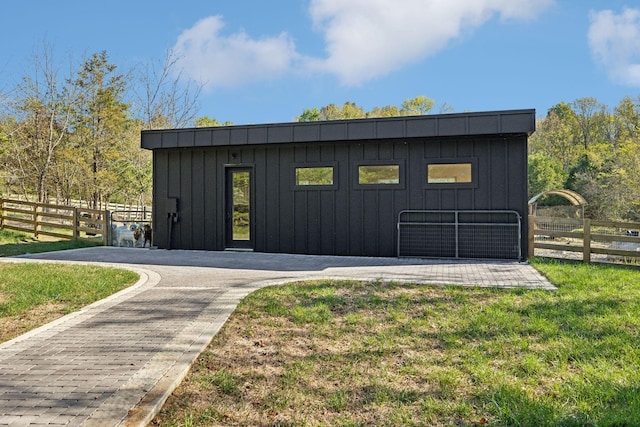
top-left (141, 109), bottom-right (534, 260)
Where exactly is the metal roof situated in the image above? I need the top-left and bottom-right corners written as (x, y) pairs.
top-left (141, 109), bottom-right (536, 150)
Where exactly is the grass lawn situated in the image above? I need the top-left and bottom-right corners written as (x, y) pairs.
top-left (151, 258), bottom-right (640, 427)
top-left (0, 228), bottom-right (100, 257)
top-left (0, 229), bottom-right (138, 342)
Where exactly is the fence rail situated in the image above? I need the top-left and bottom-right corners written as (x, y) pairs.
top-left (529, 216), bottom-right (640, 264)
top-left (0, 198), bottom-right (110, 245)
top-left (1, 194), bottom-right (150, 213)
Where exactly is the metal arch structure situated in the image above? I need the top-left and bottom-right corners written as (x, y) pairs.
top-left (528, 189), bottom-right (587, 218)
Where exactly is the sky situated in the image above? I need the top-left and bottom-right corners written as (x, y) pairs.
top-left (1, 0), bottom-right (640, 126)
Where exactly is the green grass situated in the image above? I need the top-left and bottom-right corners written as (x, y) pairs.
top-left (0, 262), bottom-right (138, 342)
top-left (0, 228), bottom-right (138, 342)
top-left (0, 228), bottom-right (100, 257)
top-left (0, 263), bottom-right (138, 316)
top-left (153, 258), bottom-right (640, 427)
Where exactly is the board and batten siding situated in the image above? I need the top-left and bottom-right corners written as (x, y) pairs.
top-left (143, 110), bottom-right (533, 258)
top-left (149, 136), bottom-right (528, 257)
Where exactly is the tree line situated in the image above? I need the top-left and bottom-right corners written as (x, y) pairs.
top-left (0, 45), bottom-right (200, 208)
top-left (1, 44), bottom-right (638, 220)
top-left (297, 95), bottom-right (451, 121)
top-left (529, 96), bottom-right (640, 221)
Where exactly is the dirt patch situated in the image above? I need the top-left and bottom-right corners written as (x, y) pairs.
top-left (0, 302), bottom-right (68, 343)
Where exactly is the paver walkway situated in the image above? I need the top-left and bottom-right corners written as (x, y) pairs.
top-left (0, 247), bottom-right (555, 426)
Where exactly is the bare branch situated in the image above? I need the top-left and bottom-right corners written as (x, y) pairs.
top-left (133, 49), bottom-right (202, 130)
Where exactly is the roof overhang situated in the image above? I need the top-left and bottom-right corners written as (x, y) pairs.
top-left (141, 109), bottom-right (536, 150)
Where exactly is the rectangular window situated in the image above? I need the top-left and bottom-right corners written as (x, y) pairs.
top-left (358, 165), bottom-right (400, 185)
top-left (427, 163), bottom-right (472, 183)
top-left (295, 166), bottom-right (334, 186)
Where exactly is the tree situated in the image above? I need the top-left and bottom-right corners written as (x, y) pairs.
top-left (529, 106), bottom-right (581, 171)
top-left (297, 108), bottom-right (320, 122)
top-left (400, 96), bottom-right (435, 116)
top-left (319, 104), bottom-right (342, 120)
top-left (1, 43), bottom-right (76, 202)
top-left (438, 102), bottom-right (455, 114)
top-left (0, 117), bottom-right (14, 195)
top-left (298, 96), bottom-right (438, 122)
top-left (109, 119), bottom-right (152, 207)
top-left (312, 102), bottom-right (367, 120)
top-left (613, 96), bottom-right (640, 142)
top-left (317, 103), bottom-right (340, 120)
top-left (572, 97), bottom-right (609, 149)
top-left (71, 51), bottom-right (132, 208)
top-left (606, 138), bottom-right (640, 220)
top-left (134, 50), bottom-right (201, 130)
top-left (0, 45), bottom-right (199, 207)
top-left (528, 153), bottom-right (567, 197)
top-left (367, 105), bottom-right (400, 118)
top-left (195, 116), bottom-right (233, 127)
top-left (339, 102), bottom-right (366, 119)
top-left (574, 136), bottom-right (640, 221)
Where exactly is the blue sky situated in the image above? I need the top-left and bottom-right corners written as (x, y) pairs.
top-left (2, 0), bottom-right (640, 125)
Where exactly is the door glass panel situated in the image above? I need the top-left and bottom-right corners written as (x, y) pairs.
top-left (232, 171), bottom-right (250, 241)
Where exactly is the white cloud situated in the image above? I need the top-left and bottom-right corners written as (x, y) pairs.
top-left (588, 8), bottom-right (640, 87)
top-left (172, 15), bottom-right (298, 90)
top-left (306, 0), bottom-right (554, 85)
top-left (172, 1), bottom-right (554, 89)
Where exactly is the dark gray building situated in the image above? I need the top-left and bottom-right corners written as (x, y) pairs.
top-left (141, 109), bottom-right (534, 259)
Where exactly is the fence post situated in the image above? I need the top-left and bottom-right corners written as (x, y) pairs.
top-left (73, 207), bottom-right (79, 240)
top-left (582, 218), bottom-right (591, 263)
top-left (104, 209), bottom-right (110, 246)
top-left (33, 203), bottom-right (39, 238)
top-left (0, 198), bottom-right (4, 229)
top-left (528, 216), bottom-right (535, 259)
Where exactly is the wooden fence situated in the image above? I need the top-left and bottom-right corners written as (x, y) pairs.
top-left (2, 194), bottom-right (150, 214)
top-left (529, 216), bottom-right (640, 264)
top-left (0, 198), bottom-right (110, 245)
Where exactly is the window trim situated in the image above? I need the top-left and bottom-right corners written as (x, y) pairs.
top-left (424, 158), bottom-right (478, 189)
top-left (292, 162), bottom-right (338, 190)
top-left (353, 160), bottom-right (405, 189)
